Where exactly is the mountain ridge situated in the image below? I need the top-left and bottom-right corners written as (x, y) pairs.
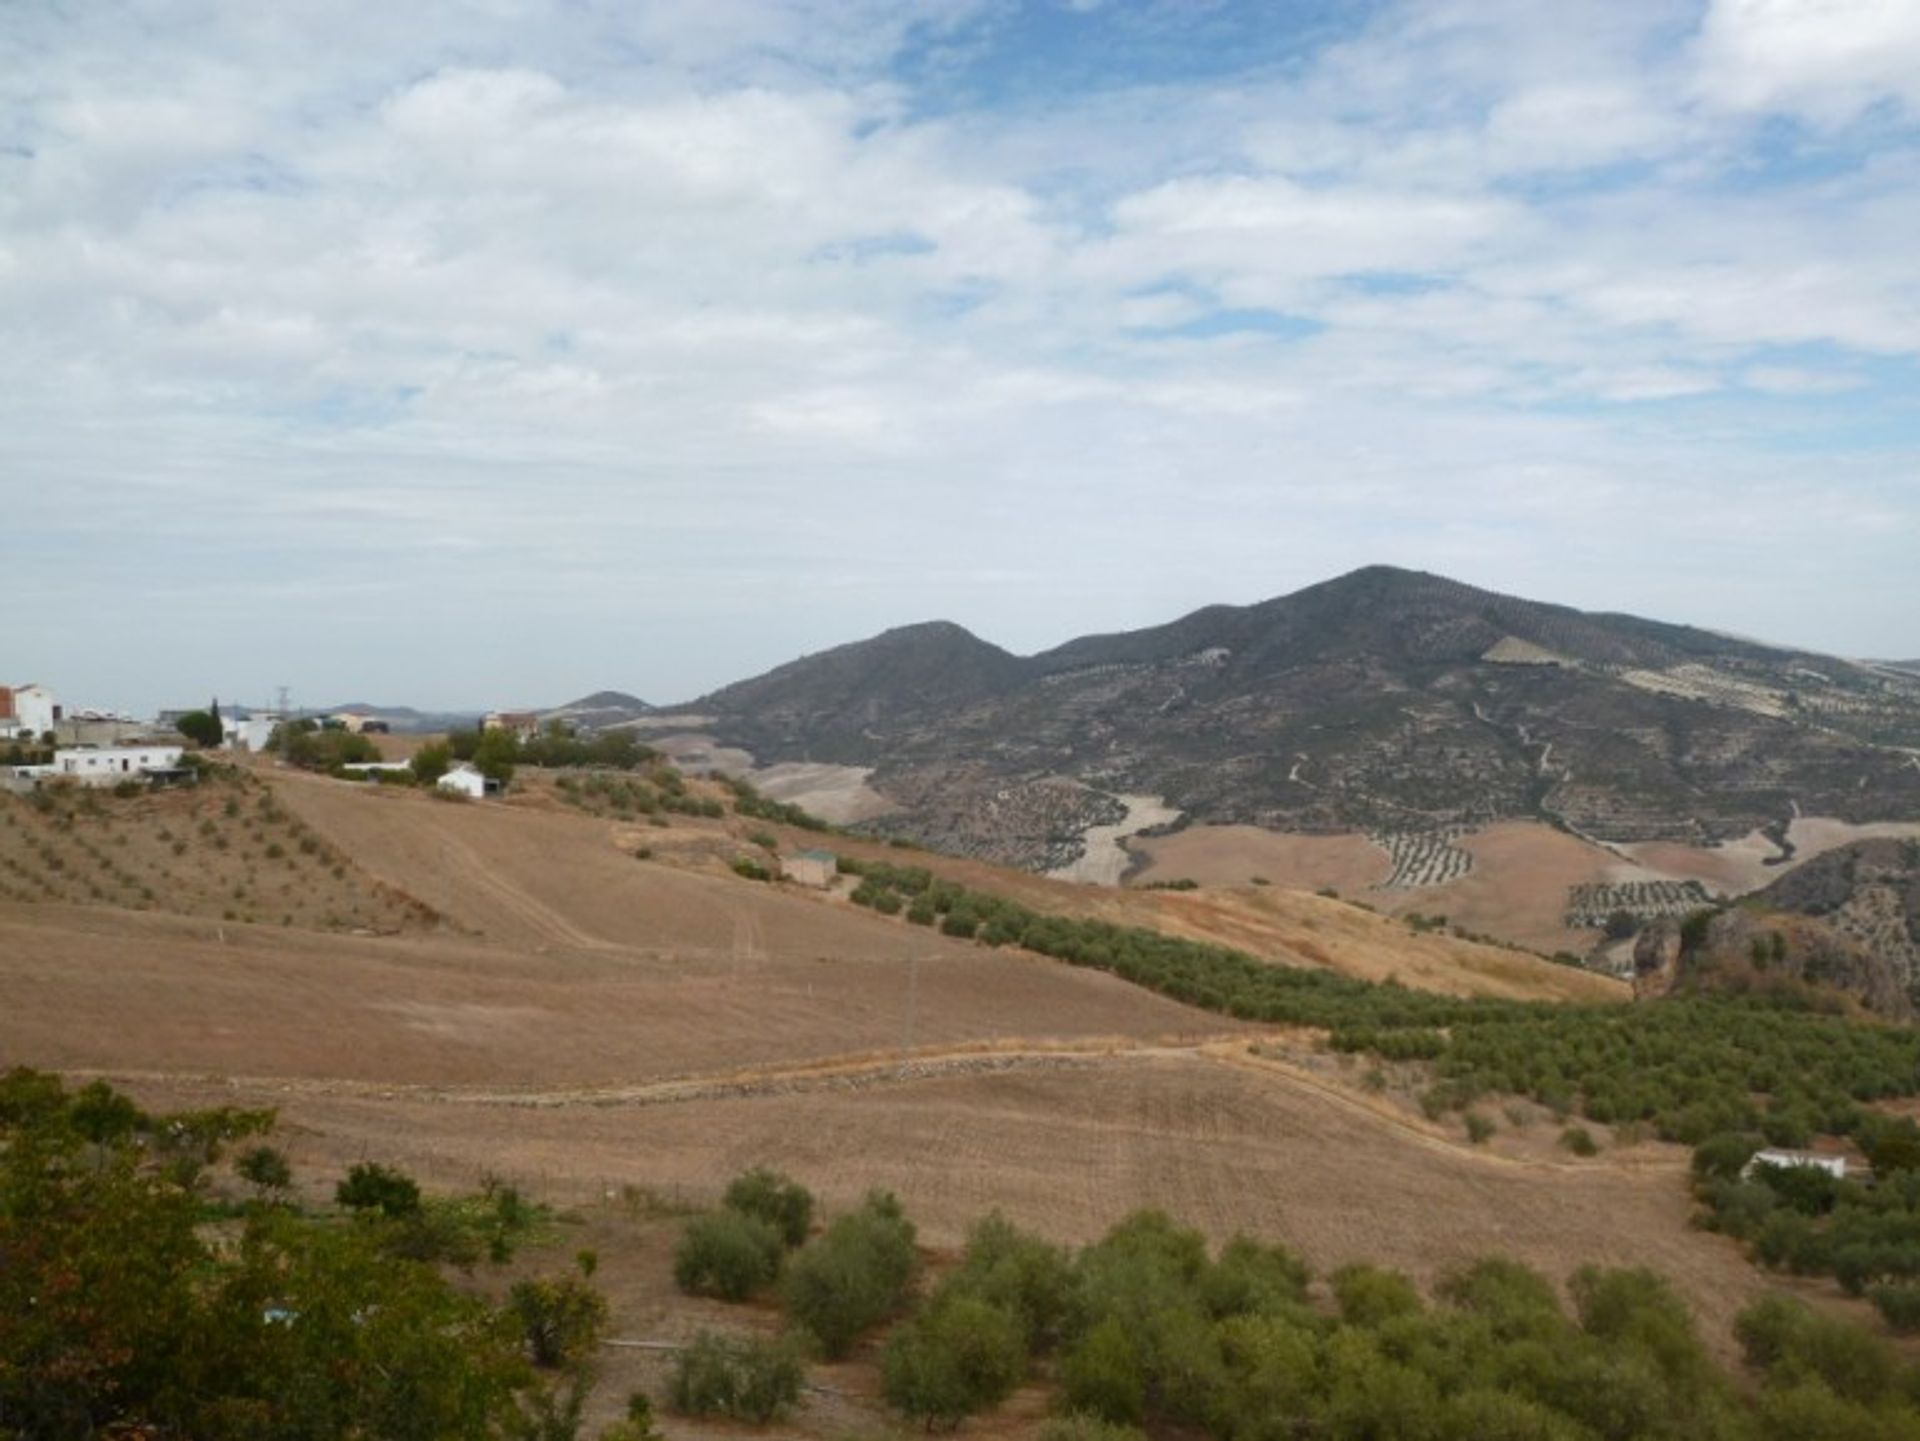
top-left (656, 567), bottom-right (1920, 866)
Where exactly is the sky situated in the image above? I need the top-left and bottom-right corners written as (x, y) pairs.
top-left (3, 0), bottom-right (1918, 714)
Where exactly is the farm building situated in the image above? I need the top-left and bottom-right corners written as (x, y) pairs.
top-left (781, 849), bottom-right (839, 888)
top-left (483, 710), bottom-right (540, 739)
top-left (6, 744), bottom-right (189, 792)
top-left (7, 684), bottom-right (60, 738)
top-left (1744, 1149), bottom-right (1848, 1181)
top-left (332, 713), bottom-right (391, 735)
top-left (224, 715), bottom-right (280, 752)
top-left (437, 764), bottom-right (498, 799)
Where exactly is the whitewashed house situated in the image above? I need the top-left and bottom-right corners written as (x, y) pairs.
top-left (6, 744), bottom-right (188, 792)
top-left (436, 764), bottom-right (494, 799)
top-left (11, 684), bottom-right (60, 737)
top-left (224, 715), bottom-right (280, 752)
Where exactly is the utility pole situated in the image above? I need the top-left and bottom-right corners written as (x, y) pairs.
top-left (900, 953), bottom-right (921, 1077)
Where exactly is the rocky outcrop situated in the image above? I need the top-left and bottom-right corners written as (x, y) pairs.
top-left (1633, 906), bottom-right (1911, 1019)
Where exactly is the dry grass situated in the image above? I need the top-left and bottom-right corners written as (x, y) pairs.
top-left (2, 764), bottom-right (1777, 1437)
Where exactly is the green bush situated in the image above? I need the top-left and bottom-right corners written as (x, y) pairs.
top-left (508, 1269), bottom-right (608, 1369)
top-left (781, 1191), bottom-right (919, 1358)
top-left (1560, 1126), bottom-right (1599, 1157)
top-left (668, 1331), bottom-right (803, 1422)
top-left (236, 1144), bottom-right (292, 1195)
top-left (723, 1167), bottom-right (815, 1248)
top-left (673, 1210), bottom-right (785, 1301)
top-left (881, 1294), bottom-right (1027, 1427)
top-left (1868, 1284), bottom-right (1920, 1333)
top-left (335, 1161), bottom-right (421, 1217)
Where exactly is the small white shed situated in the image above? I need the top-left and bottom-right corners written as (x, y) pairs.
top-left (437, 764), bottom-right (492, 799)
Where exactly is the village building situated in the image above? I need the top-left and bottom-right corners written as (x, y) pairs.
top-left (5, 743), bottom-right (189, 793)
top-left (482, 710), bottom-right (541, 739)
top-left (436, 763), bottom-right (498, 799)
top-left (781, 848), bottom-right (840, 888)
top-left (6, 684), bottom-right (60, 738)
top-left (224, 715), bottom-right (281, 752)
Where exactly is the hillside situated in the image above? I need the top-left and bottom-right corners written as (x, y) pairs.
top-left (668, 566), bottom-right (1920, 868)
top-left (5, 767), bottom-right (1780, 1385)
top-left (1755, 837), bottom-right (1920, 1002)
top-left (0, 772), bottom-right (440, 932)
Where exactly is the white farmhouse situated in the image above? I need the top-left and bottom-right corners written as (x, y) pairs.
top-left (11, 684), bottom-right (61, 737)
top-left (436, 763), bottom-right (493, 799)
top-left (11, 744), bottom-right (189, 790)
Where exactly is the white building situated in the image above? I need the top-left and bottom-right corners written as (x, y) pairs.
top-left (224, 715), bottom-right (280, 751)
top-left (436, 763), bottom-right (493, 799)
top-left (11, 684), bottom-right (60, 737)
top-left (8, 744), bottom-right (188, 790)
top-left (1744, 1149), bottom-right (1848, 1181)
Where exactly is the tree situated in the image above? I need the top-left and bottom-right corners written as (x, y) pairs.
top-left (336, 1161), bottom-right (422, 1217)
top-left (723, 1167), bottom-right (815, 1247)
top-left (782, 1191), bottom-right (919, 1358)
top-left (473, 728), bottom-right (518, 786)
top-left (175, 710), bottom-right (223, 748)
top-left (673, 1210), bottom-right (785, 1300)
top-left (411, 741), bottom-right (453, 785)
top-left (508, 1265), bottom-right (609, 1369)
top-left (237, 1144), bottom-right (293, 1197)
top-left (882, 1295), bottom-right (1027, 1428)
top-left (668, 1332), bottom-right (803, 1423)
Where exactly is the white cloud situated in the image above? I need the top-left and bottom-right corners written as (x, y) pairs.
top-left (1696, 0), bottom-right (1920, 122)
top-left (0, 0), bottom-right (1916, 710)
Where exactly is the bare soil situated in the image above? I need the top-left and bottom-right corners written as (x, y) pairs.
top-left (1129, 823), bottom-right (1392, 893)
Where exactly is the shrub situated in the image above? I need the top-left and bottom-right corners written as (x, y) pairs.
top-left (1465, 1112), bottom-right (1496, 1144)
top-left (882, 1294), bottom-right (1027, 1427)
top-left (1560, 1126), bottom-right (1599, 1157)
top-left (335, 1161), bottom-right (421, 1217)
top-left (673, 1210), bottom-right (785, 1301)
top-left (236, 1144), bottom-right (292, 1195)
top-left (508, 1269), bottom-right (609, 1369)
top-left (723, 1167), bottom-right (815, 1248)
top-left (1869, 1284), bottom-right (1920, 1333)
top-left (782, 1191), bottom-right (919, 1358)
top-left (668, 1331), bottom-right (804, 1422)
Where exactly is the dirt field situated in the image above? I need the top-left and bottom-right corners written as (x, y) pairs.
top-left (110, 1036), bottom-right (1780, 1421)
top-left (1, 766), bottom-right (1780, 1435)
top-left (1129, 824), bottom-right (1393, 892)
top-left (1377, 821), bottom-right (1617, 956)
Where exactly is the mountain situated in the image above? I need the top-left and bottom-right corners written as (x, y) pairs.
top-left (314, 703), bottom-right (482, 734)
top-left (540, 691), bottom-right (655, 731)
top-left (682, 566), bottom-right (1920, 868)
